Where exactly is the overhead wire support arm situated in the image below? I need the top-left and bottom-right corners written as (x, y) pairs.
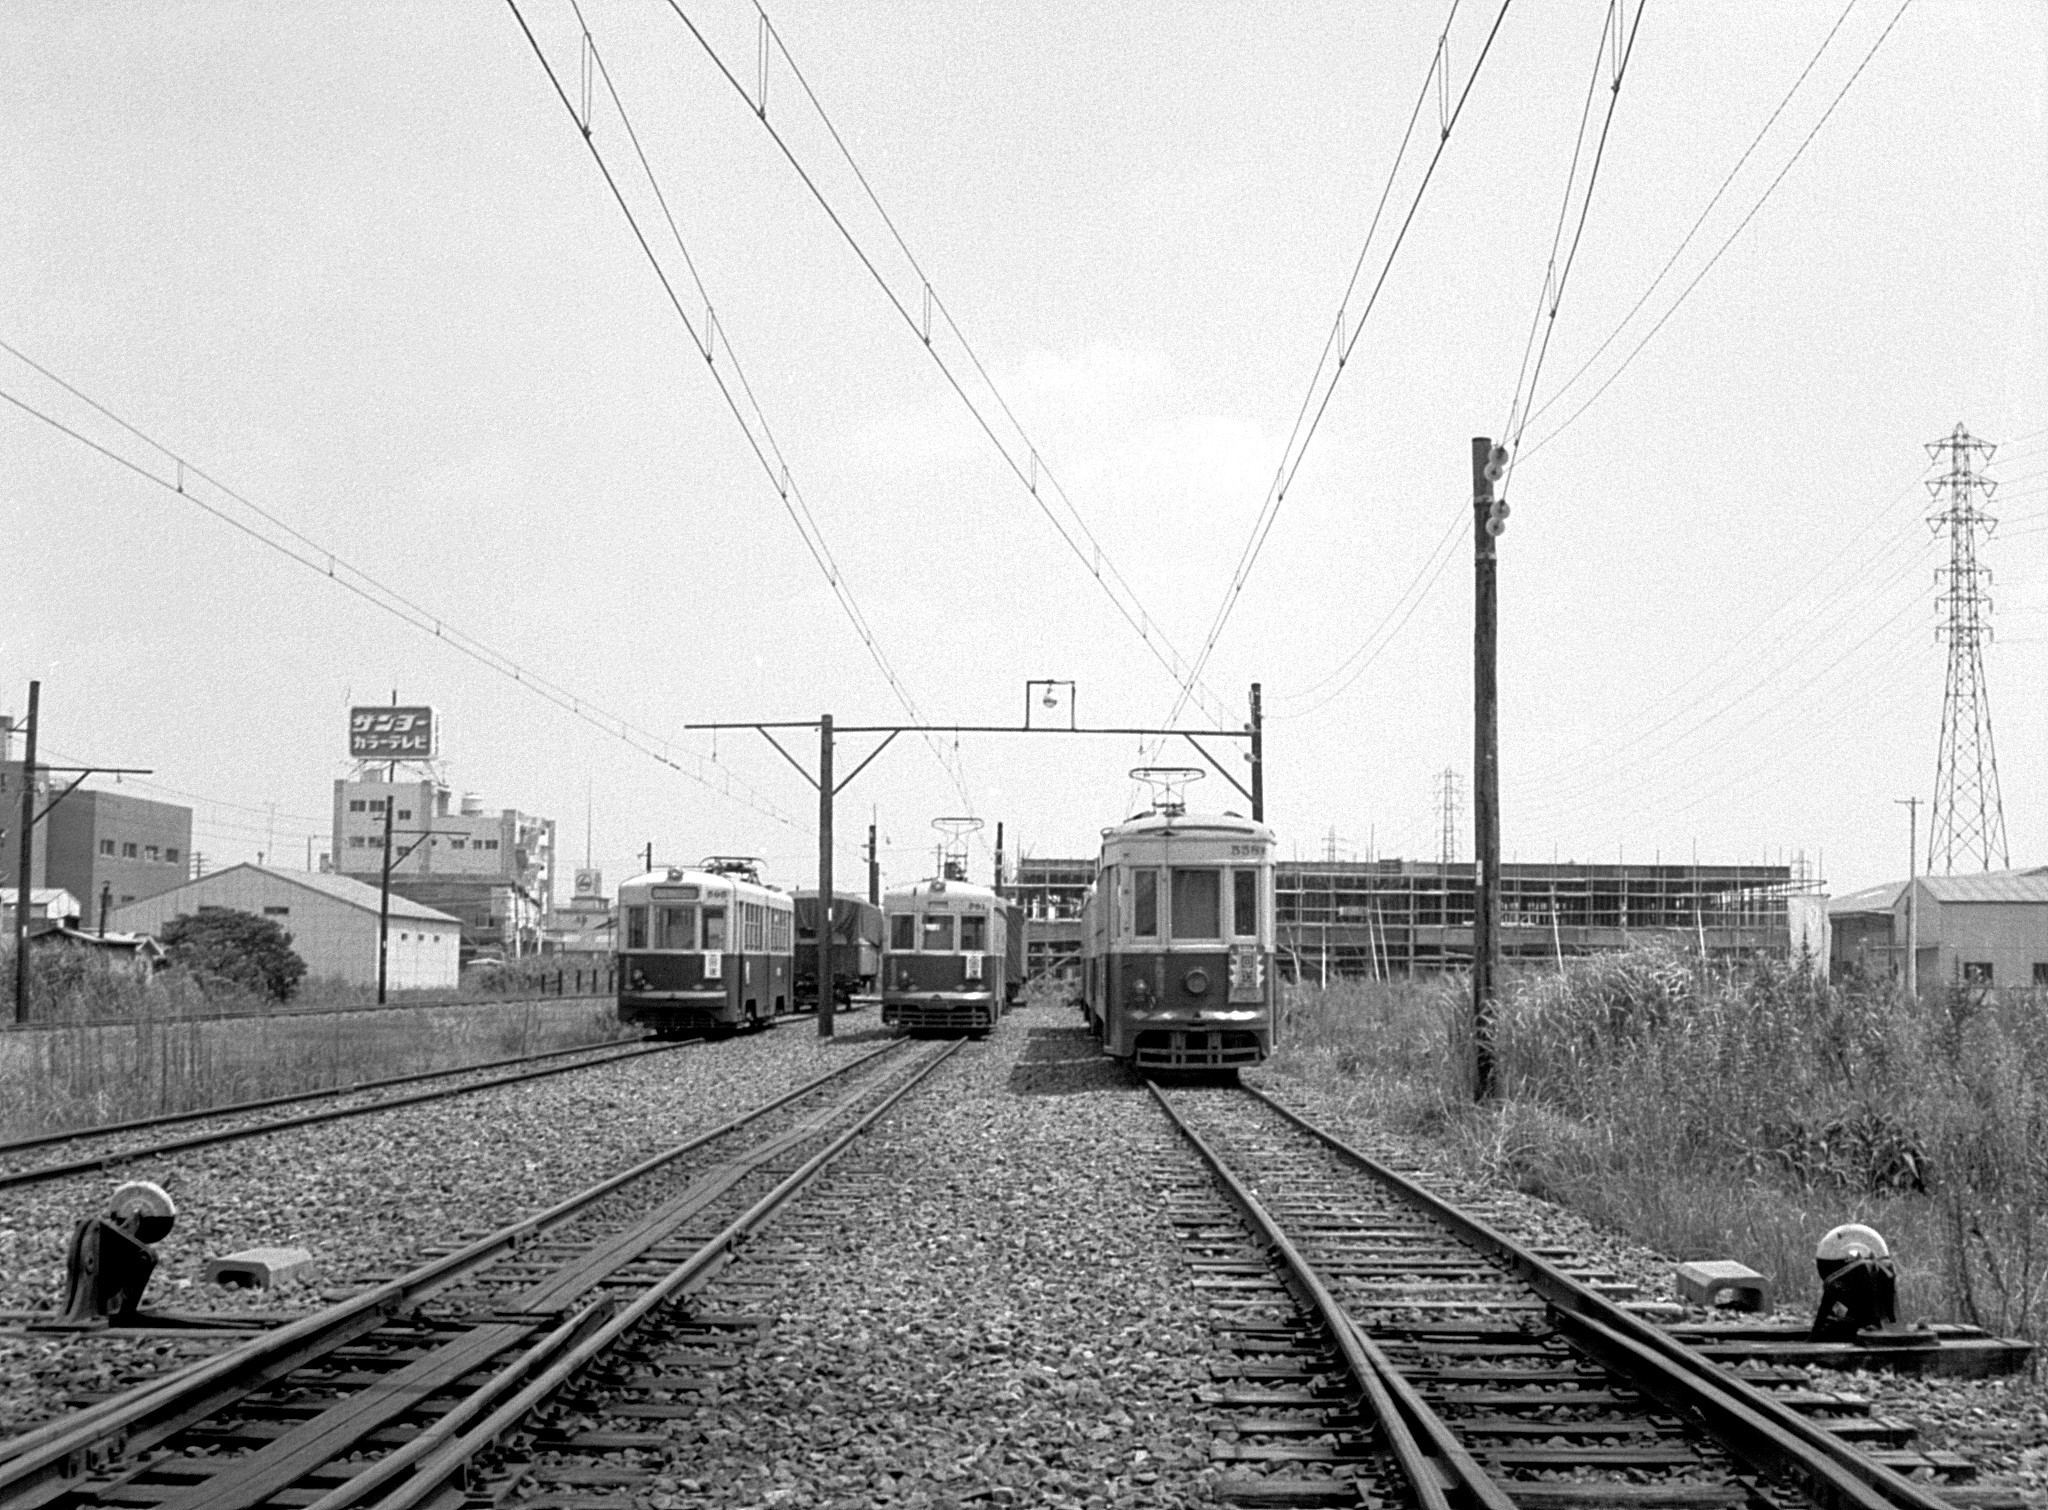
top-left (31, 766), bottom-right (153, 826)
top-left (832, 730), bottom-right (899, 797)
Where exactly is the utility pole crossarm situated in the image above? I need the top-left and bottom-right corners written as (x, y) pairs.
top-left (1178, 732), bottom-right (1253, 804)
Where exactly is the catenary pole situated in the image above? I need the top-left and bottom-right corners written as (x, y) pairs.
top-left (867, 820), bottom-right (879, 906)
top-left (377, 776), bottom-right (396, 1005)
top-left (13, 680), bottom-right (40, 1024)
top-left (1472, 438), bottom-right (1500, 1102)
top-left (817, 714), bottom-right (834, 1038)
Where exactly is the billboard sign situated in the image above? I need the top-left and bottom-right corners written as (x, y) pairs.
top-left (350, 706), bottom-right (436, 761)
top-left (574, 868), bottom-right (603, 898)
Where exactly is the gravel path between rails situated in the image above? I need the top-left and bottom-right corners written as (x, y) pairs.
top-left (541, 1002), bottom-right (1220, 1510)
top-left (1246, 1064), bottom-right (2048, 1505)
top-left (0, 1016), bottom-right (900, 1437)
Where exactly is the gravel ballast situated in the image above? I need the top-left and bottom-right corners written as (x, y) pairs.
top-left (0, 1017), bottom-right (896, 1435)
top-left (516, 1003), bottom-right (1220, 1509)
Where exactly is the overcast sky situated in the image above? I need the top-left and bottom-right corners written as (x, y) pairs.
top-left (5, 0), bottom-right (2043, 897)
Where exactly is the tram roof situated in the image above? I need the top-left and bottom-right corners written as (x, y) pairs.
top-left (1101, 809), bottom-right (1276, 845)
top-left (883, 876), bottom-right (1004, 906)
top-left (618, 866), bottom-right (789, 896)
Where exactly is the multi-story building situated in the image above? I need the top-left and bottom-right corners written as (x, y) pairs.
top-left (3, 750), bottom-right (192, 919)
top-left (44, 788), bottom-right (193, 922)
top-left (1011, 856), bottom-right (1096, 987)
top-left (331, 778), bottom-right (555, 954)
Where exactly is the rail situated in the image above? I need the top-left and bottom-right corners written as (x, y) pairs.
top-left (1150, 1078), bottom-right (1960, 1510)
top-left (0, 1038), bottom-right (923, 1502)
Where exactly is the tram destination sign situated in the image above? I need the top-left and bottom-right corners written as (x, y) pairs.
top-left (350, 705), bottom-right (436, 760)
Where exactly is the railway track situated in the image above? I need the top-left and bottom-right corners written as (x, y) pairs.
top-left (1152, 1079), bottom-right (1983, 1510)
top-left (0, 1037), bottom-right (705, 1194)
top-left (0, 1034), bottom-right (960, 1509)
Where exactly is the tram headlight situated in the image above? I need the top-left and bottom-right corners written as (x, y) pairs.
top-left (1184, 968), bottom-right (1210, 997)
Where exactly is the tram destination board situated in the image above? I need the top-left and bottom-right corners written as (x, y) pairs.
top-left (349, 704), bottom-right (436, 759)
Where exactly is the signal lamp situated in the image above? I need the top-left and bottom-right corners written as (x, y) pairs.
top-left (1483, 444), bottom-right (1510, 483)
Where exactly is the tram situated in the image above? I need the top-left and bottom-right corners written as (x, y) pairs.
top-left (616, 858), bottom-right (794, 1036)
top-left (881, 870), bottom-right (1010, 1034)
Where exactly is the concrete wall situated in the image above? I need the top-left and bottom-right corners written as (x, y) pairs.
top-left (112, 871), bottom-right (459, 989)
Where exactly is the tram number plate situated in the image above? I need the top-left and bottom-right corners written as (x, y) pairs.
top-left (1229, 844), bottom-right (1266, 857)
top-left (965, 955), bottom-right (983, 980)
top-left (1228, 945), bottom-right (1264, 1003)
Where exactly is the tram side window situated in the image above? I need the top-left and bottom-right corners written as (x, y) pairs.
top-left (1172, 868), bottom-right (1221, 939)
top-left (702, 906), bottom-right (728, 951)
top-left (959, 914), bottom-right (986, 952)
top-left (770, 909), bottom-right (791, 952)
top-left (657, 905), bottom-right (697, 950)
top-left (891, 913), bottom-right (915, 950)
top-left (744, 903), bottom-right (763, 951)
top-left (625, 906), bottom-right (648, 950)
top-left (1134, 871), bottom-right (1158, 938)
top-left (1234, 870), bottom-right (1258, 937)
top-left (922, 915), bottom-right (954, 951)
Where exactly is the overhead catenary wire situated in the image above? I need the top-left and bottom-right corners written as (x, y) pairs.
top-left (1160, 0), bottom-right (1516, 740)
top-left (1496, 0), bottom-right (1648, 489)
top-left (0, 354), bottom-right (803, 833)
top-left (504, 0), bottom-right (981, 829)
top-left (649, 0), bottom-right (1235, 728)
top-left (1518, 0), bottom-right (1919, 462)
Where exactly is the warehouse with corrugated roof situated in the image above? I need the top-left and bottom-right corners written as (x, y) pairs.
top-left (111, 863), bottom-right (461, 990)
top-left (1827, 867), bottom-right (2048, 995)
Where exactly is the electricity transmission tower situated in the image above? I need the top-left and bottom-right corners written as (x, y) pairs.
top-left (1435, 768), bottom-right (1464, 867)
top-left (1926, 424), bottom-right (2009, 873)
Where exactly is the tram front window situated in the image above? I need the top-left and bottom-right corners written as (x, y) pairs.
top-left (1234, 870), bottom-right (1258, 937)
top-left (1172, 868), bottom-right (1221, 939)
top-left (922, 915), bottom-right (954, 951)
top-left (625, 906), bottom-right (648, 950)
top-left (959, 914), bottom-right (986, 952)
top-left (891, 913), bottom-right (915, 950)
top-left (702, 906), bottom-right (728, 951)
top-left (657, 905), bottom-right (697, 950)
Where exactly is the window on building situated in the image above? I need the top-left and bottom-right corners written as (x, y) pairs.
top-left (451, 839), bottom-right (466, 850)
top-left (1172, 869), bottom-right (1221, 939)
top-left (922, 914), bottom-right (954, 952)
top-left (119, 894), bottom-right (134, 905)
top-left (349, 836), bottom-right (366, 848)
top-left (369, 799), bottom-right (385, 812)
top-left (1962, 961), bottom-right (1994, 985)
top-left (625, 906), bottom-right (648, 950)
top-left (263, 906), bottom-right (289, 916)
top-left (165, 848), bottom-right (180, 864)
top-left (145, 846), bottom-right (160, 861)
top-left (1133, 870), bottom-right (1158, 938)
top-left (702, 905), bottom-right (728, 951)
top-left (99, 839), bottom-right (115, 856)
top-left (891, 913), bottom-right (915, 951)
top-left (1233, 870), bottom-right (1258, 937)
top-left (2035, 963), bottom-right (2048, 986)
top-left (484, 839), bottom-right (499, 850)
top-left (959, 914), bottom-right (987, 952)
top-left (397, 809), bottom-right (411, 821)
top-left (349, 800), bottom-right (366, 812)
top-left (122, 842), bottom-right (138, 858)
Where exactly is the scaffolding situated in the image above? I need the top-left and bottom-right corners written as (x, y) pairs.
top-left (1013, 854), bottom-right (1818, 985)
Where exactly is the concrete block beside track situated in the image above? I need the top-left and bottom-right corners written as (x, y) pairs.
top-left (206, 1246), bottom-right (316, 1289)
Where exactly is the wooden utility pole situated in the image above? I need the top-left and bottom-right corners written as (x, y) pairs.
top-left (12, 681), bottom-right (39, 1024)
top-left (1472, 438), bottom-right (1504, 1101)
top-left (817, 713), bottom-right (834, 1038)
top-left (1249, 682), bottom-right (1265, 823)
top-left (1896, 796), bottom-right (1920, 997)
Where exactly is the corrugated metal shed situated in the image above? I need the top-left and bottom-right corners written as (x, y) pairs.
top-left (1918, 870), bottom-right (2048, 905)
top-left (1828, 881), bottom-right (1904, 917)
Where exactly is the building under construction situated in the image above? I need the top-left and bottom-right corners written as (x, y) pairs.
top-left (1012, 855), bottom-right (1824, 984)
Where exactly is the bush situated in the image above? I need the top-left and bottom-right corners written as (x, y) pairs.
top-left (160, 906), bottom-right (307, 1002)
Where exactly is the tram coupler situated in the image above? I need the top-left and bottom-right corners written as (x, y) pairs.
top-left (58, 1181), bottom-right (177, 1326)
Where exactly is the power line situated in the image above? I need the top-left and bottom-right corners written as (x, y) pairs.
top-left (1497, 0), bottom-right (1648, 490)
top-left (1516, 0), bottom-right (1863, 440)
top-left (647, 0), bottom-right (1234, 726)
top-left (1519, 0), bottom-right (1918, 461)
top-left (504, 0), bottom-right (981, 826)
top-left (0, 349), bottom-right (803, 832)
top-left (1163, 0), bottom-right (1516, 733)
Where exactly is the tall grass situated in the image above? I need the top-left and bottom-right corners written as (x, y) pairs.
top-left (1265, 947), bottom-right (2048, 1347)
top-left (0, 945), bottom-right (631, 1139)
